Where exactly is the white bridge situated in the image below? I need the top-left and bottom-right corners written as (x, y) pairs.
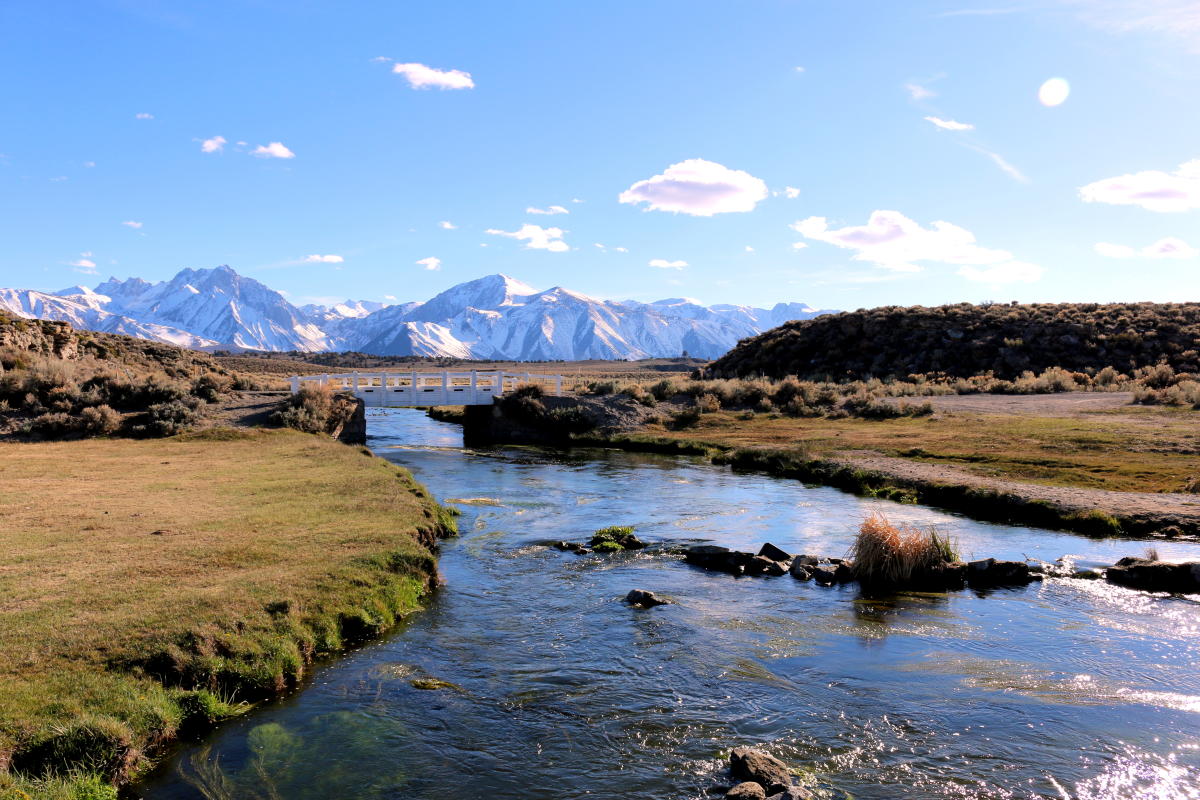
top-left (288, 370), bottom-right (564, 407)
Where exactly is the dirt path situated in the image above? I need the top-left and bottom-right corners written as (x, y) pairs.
top-left (837, 453), bottom-right (1200, 534)
top-left (198, 391), bottom-right (288, 429)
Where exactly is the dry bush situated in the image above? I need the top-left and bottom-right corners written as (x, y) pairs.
top-left (850, 513), bottom-right (959, 586)
top-left (694, 392), bottom-right (721, 413)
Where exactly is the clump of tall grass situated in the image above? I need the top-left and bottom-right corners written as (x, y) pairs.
top-left (850, 513), bottom-right (959, 587)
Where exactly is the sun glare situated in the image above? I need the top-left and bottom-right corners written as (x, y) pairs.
top-left (1038, 77), bottom-right (1070, 107)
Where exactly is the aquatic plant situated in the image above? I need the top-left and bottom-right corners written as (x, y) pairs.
top-left (850, 514), bottom-right (959, 587)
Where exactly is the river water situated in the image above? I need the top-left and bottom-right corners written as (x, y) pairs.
top-left (139, 409), bottom-right (1200, 800)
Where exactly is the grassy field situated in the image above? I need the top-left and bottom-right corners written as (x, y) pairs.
top-left (0, 429), bottom-right (454, 798)
top-left (634, 405), bottom-right (1200, 494)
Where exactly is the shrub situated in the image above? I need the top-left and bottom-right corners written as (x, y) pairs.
top-left (694, 393), bottom-right (721, 413)
top-left (31, 412), bottom-right (80, 437)
top-left (272, 386), bottom-right (335, 434)
top-left (79, 404), bottom-right (122, 435)
top-left (850, 513), bottom-right (959, 587)
top-left (191, 374), bottom-right (230, 403)
top-left (669, 406), bottom-right (702, 429)
top-left (137, 401), bottom-right (199, 437)
top-left (647, 379), bottom-right (678, 401)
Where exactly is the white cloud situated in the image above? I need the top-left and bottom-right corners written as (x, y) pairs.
top-left (619, 158), bottom-right (768, 216)
top-left (925, 115), bottom-right (975, 131)
top-left (485, 223), bottom-right (569, 252)
top-left (792, 242), bottom-right (810, 250)
top-left (961, 143), bottom-right (1029, 183)
top-left (200, 135), bottom-right (226, 154)
top-left (594, 243), bottom-right (606, 250)
top-left (252, 142), bottom-right (295, 159)
top-left (527, 205), bottom-right (569, 215)
top-left (303, 254), bottom-right (344, 264)
top-left (383, 294), bottom-right (397, 300)
top-left (50, 176), bottom-right (68, 182)
top-left (614, 246), bottom-right (629, 253)
top-left (905, 82), bottom-right (936, 100)
top-left (83, 161), bottom-right (96, 168)
top-left (370, 56), bottom-right (392, 63)
top-left (121, 220), bottom-right (143, 229)
top-left (69, 252), bottom-right (97, 273)
top-left (1095, 237), bottom-right (1198, 259)
top-left (392, 62), bottom-right (475, 90)
top-left (784, 186), bottom-right (801, 199)
top-left (649, 259), bottom-right (688, 269)
top-left (745, 246), bottom-right (755, 253)
top-left (794, 66), bottom-right (806, 73)
top-left (416, 256), bottom-right (442, 271)
top-left (1079, 159), bottom-right (1200, 212)
top-left (439, 220), bottom-right (457, 229)
top-left (794, 210), bottom-right (1039, 281)
top-left (135, 112), bottom-right (154, 120)
top-left (571, 197), bottom-right (584, 204)
top-left (957, 262), bottom-right (1044, 283)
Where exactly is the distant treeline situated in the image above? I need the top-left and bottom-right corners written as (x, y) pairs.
top-left (705, 302), bottom-right (1200, 381)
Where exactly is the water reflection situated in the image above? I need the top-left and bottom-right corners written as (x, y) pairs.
top-left (138, 409), bottom-right (1200, 800)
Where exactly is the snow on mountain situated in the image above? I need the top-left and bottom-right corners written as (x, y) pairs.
top-left (1, 267), bottom-right (832, 360)
top-left (94, 266), bottom-right (332, 351)
top-left (0, 288), bottom-right (218, 348)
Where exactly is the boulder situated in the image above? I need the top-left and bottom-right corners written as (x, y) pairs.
top-left (746, 555), bottom-right (788, 577)
top-left (811, 566), bottom-right (837, 586)
top-left (793, 555), bottom-right (821, 567)
top-left (966, 558), bottom-right (1033, 587)
top-left (789, 562), bottom-right (812, 581)
top-left (625, 589), bottom-right (670, 607)
top-left (758, 543), bottom-right (793, 563)
top-left (730, 747), bottom-right (793, 794)
top-left (685, 545), bottom-right (753, 575)
top-left (833, 561), bottom-right (855, 583)
top-left (1072, 568), bottom-right (1103, 580)
top-left (908, 561), bottom-right (966, 590)
top-left (1106, 558), bottom-right (1200, 593)
top-left (726, 782), bottom-right (767, 800)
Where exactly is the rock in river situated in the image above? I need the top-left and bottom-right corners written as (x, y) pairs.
top-left (730, 746), bottom-right (794, 794)
top-left (1106, 557), bottom-right (1200, 593)
top-left (725, 782), bottom-right (767, 800)
top-left (758, 542), bottom-right (793, 562)
top-left (625, 589), bottom-right (670, 607)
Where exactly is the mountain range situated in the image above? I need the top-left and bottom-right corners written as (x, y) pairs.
top-left (0, 266), bottom-right (831, 360)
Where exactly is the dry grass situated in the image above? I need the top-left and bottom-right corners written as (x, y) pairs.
top-left (0, 429), bottom-right (452, 794)
top-left (850, 514), bottom-right (958, 586)
top-left (632, 404), bottom-right (1200, 494)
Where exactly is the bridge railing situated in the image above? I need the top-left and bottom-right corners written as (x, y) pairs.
top-left (286, 370), bottom-right (564, 407)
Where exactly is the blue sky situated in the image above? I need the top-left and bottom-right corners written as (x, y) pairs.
top-left (2, 0), bottom-right (1198, 310)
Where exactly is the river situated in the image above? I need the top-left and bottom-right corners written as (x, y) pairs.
top-left (138, 408), bottom-right (1200, 799)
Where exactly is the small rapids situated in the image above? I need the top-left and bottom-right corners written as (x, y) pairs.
top-left (137, 409), bottom-right (1200, 800)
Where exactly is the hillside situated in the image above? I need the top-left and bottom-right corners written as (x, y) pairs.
top-left (0, 312), bottom-right (244, 439)
top-left (705, 302), bottom-right (1200, 381)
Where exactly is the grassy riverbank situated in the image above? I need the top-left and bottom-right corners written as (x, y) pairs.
top-left (0, 429), bottom-right (455, 799)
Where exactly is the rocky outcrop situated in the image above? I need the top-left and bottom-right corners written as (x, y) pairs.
top-left (965, 558), bottom-right (1037, 587)
top-left (1106, 557), bottom-right (1200, 593)
top-left (333, 396), bottom-right (366, 444)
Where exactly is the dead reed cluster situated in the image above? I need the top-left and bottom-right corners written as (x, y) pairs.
top-left (850, 513), bottom-right (958, 586)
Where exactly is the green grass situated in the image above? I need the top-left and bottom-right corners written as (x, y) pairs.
top-left (0, 429), bottom-right (454, 797)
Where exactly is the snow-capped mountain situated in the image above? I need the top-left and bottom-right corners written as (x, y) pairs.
top-left (93, 266), bottom-right (332, 351)
top-left (0, 267), bottom-right (831, 360)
